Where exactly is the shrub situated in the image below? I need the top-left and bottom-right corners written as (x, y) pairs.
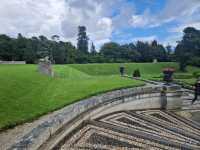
top-left (193, 71), bottom-right (200, 78)
top-left (133, 69), bottom-right (141, 77)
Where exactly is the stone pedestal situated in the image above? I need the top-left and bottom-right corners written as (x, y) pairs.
top-left (160, 84), bottom-right (183, 110)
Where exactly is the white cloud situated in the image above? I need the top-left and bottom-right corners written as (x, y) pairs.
top-left (161, 34), bottom-right (183, 47)
top-left (112, 2), bottom-right (136, 29)
top-left (0, 0), bottom-right (116, 49)
top-left (97, 17), bottom-right (112, 29)
top-left (159, 0), bottom-right (200, 20)
top-left (0, 0), bottom-right (199, 49)
top-left (170, 22), bottom-right (200, 33)
top-left (128, 0), bottom-right (200, 47)
top-left (129, 0), bottom-right (200, 28)
top-left (130, 15), bottom-right (148, 27)
top-left (0, 0), bottom-right (66, 37)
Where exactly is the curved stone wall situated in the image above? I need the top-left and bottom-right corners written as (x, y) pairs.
top-left (9, 84), bottom-right (183, 150)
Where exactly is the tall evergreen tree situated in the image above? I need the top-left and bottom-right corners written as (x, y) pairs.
top-left (77, 26), bottom-right (89, 53)
top-left (90, 42), bottom-right (96, 55)
top-left (16, 33), bottom-right (26, 61)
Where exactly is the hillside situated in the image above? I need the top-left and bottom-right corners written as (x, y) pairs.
top-left (0, 64), bottom-right (143, 129)
top-left (0, 62), bottom-right (199, 130)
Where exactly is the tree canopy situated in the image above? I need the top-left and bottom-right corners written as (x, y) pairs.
top-left (0, 34), bottom-right (77, 64)
top-left (3, 26), bottom-right (200, 65)
top-left (175, 27), bottom-right (200, 71)
top-left (99, 41), bottom-right (168, 63)
top-left (77, 26), bottom-right (89, 54)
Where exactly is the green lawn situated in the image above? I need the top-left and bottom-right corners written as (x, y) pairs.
top-left (0, 62), bottom-right (199, 130)
top-left (176, 78), bottom-right (196, 85)
top-left (0, 64), bottom-right (144, 130)
top-left (69, 62), bottom-right (178, 76)
top-left (70, 62), bottom-right (200, 81)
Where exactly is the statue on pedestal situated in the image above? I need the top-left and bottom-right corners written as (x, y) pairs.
top-left (119, 66), bottom-right (125, 76)
top-left (38, 56), bottom-right (54, 77)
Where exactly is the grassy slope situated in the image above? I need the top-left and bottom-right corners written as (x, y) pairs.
top-left (71, 62), bottom-right (200, 74)
top-left (173, 66), bottom-right (200, 85)
top-left (0, 62), bottom-right (199, 129)
top-left (70, 62), bottom-right (200, 84)
top-left (0, 64), bottom-right (143, 129)
top-left (70, 62), bottom-right (178, 77)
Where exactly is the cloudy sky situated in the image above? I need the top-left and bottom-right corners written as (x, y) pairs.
top-left (0, 0), bottom-right (200, 49)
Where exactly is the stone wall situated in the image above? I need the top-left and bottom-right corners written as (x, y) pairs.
top-left (0, 61), bottom-right (26, 64)
top-left (9, 84), bottom-right (183, 150)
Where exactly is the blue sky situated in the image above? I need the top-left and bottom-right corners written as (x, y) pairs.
top-left (0, 0), bottom-right (200, 48)
top-left (111, 0), bottom-right (167, 41)
top-left (110, 0), bottom-right (200, 47)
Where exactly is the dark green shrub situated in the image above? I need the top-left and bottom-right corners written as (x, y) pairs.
top-left (193, 71), bottom-right (200, 78)
top-left (133, 69), bottom-right (141, 77)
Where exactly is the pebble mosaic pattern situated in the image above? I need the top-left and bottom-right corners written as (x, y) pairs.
top-left (58, 109), bottom-right (200, 150)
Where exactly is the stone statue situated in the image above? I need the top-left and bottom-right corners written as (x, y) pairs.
top-left (38, 56), bottom-right (54, 77)
top-left (119, 66), bottom-right (125, 76)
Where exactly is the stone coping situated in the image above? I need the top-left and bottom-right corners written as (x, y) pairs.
top-left (3, 84), bottom-right (182, 150)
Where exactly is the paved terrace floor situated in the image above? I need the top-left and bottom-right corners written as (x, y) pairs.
top-left (54, 79), bottom-right (200, 150)
top-left (59, 109), bottom-right (200, 150)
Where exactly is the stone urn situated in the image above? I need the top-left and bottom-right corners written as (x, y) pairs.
top-left (163, 68), bottom-right (175, 84)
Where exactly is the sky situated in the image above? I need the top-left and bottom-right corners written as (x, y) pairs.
top-left (0, 0), bottom-right (200, 49)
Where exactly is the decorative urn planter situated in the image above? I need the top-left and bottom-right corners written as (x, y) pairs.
top-left (163, 67), bottom-right (175, 84)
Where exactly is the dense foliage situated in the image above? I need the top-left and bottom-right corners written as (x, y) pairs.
top-left (0, 34), bottom-right (171, 64)
top-left (0, 34), bottom-right (77, 64)
top-left (2, 26), bottom-right (200, 66)
top-left (175, 27), bottom-right (200, 71)
top-left (100, 40), bottom-right (168, 63)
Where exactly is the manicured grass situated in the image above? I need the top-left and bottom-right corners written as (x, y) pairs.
top-left (176, 78), bottom-right (196, 85)
top-left (0, 64), bottom-right (144, 130)
top-left (0, 62), bottom-right (199, 130)
top-left (69, 62), bottom-right (178, 76)
top-left (70, 62), bottom-right (200, 82)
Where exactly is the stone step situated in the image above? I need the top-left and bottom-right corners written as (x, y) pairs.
top-left (99, 111), bottom-right (200, 147)
top-left (87, 120), bottom-right (193, 150)
top-left (165, 111), bottom-right (200, 130)
top-left (126, 111), bottom-right (200, 141)
top-left (61, 110), bottom-right (200, 150)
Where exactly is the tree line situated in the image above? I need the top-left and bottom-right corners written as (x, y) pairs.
top-left (0, 26), bottom-right (172, 64)
top-left (0, 26), bottom-right (199, 71)
top-left (0, 34), bottom-right (77, 64)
